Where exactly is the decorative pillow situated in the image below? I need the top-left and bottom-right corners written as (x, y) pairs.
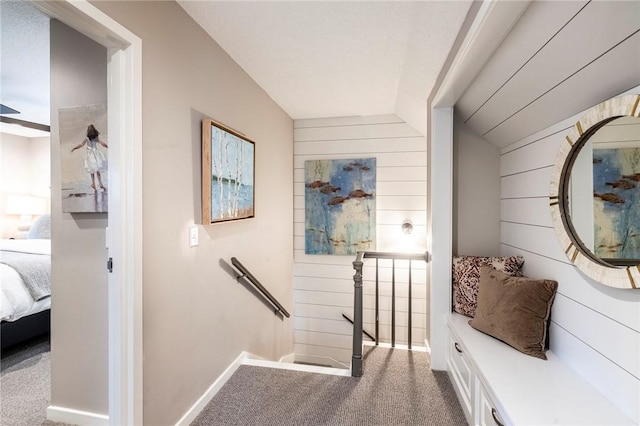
top-left (469, 266), bottom-right (558, 360)
top-left (452, 255), bottom-right (524, 317)
top-left (27, 214), bottom-right (51, 239)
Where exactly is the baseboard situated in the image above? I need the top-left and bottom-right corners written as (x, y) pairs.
top-left (278, 352), bottom-right (296, 363)
top-left (46, 405), bottom-right (108, 426)
top-left (363, 341), bottom-right (429, 352)
top-left (424, 338), bottom-right (432, 354)
top-left (244, 357), bottom-right (351, 376)
top-left (174, 351), bottom-right (250, 426)
top-left (292, 353), bottom-right (349, 369)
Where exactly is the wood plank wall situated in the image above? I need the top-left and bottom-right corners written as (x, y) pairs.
top-left (293, 114), bottom-right (428, 365)
top-left (499, 97), bottom-right (640, 423)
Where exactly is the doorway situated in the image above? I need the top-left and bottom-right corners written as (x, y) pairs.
top-left (30, 1), bottom-right (143, 425)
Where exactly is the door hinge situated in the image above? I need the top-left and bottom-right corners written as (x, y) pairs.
top-left (107, 257), bottom-right (113, 273)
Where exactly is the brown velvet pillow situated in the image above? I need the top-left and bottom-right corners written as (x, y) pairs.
top-left (452, 255), bottom-right (525, 318)
top-left (469, 266), bottom-right (558, 360)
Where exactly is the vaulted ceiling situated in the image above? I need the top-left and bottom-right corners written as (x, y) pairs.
top-left (178, 1), bottom-right (473, 135)
top-left (4, 1), bottom-right (638, 147)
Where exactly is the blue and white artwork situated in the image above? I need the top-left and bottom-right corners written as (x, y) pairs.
top-left (593, 148), bottom-right (640, 260)
top-left (305, 158), bottom-right (376, 255)
top-left (209, 125), bottom-right (254, 222)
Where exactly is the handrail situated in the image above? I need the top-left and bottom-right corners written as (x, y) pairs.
top-left (230, 257), bottom-right (291, 318)
top-left (362, 251), bottom-right (429, 261)
top-left (341, 312), bottom-right (375, 341)
top-left (351, 251), bottom-right (429, 377)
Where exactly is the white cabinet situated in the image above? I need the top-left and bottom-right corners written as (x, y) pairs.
top-left (476, 379), bottom-right (505, 426)
top-left (447, 335), bottom-right (473, 422)
top-left (447, 328), bottom-right (508, 426)
top-left (447, 312), bottom-right (633, 426)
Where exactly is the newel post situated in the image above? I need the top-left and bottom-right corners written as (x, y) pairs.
top-left (351, 252), bottom-right (364, 377)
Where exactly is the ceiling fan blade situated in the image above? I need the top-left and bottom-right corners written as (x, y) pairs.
top-left (0, 104), bottom-right (20, 114)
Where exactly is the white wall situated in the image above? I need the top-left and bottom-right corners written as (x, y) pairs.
top-left (499, 92), bottom-right (640, 423)
top-left (293, 114), bottom-right (428, 365)
top-left (452, 116), bottom-right (500, 256)
top-left (0, 133), bottom-right (50, 238)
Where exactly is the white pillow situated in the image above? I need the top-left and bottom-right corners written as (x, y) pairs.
top-left (27, 214), bottom-right (51, 239)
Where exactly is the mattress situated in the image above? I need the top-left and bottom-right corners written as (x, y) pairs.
top-left (0, 239), bottom-right (51, 322)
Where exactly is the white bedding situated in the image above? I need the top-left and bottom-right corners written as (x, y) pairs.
top-left (0, 239), bottom-right (51, 322)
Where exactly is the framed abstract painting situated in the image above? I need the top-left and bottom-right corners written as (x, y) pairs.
top-left (305, 158), bottom-right (376, 255)
top-left (202, 119), bottom-right (255, 224)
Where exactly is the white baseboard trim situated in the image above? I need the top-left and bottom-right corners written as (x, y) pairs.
top-left (174, 351), bottom-right (250, 426)
top-left (424, 339), bottom-right (432, 354)
top-left (46, 405), bottom-right (108, 426)
top-left (363, 341), bottom-right (429, 352)
top-left (278, 352), bottom-right (296, 363)
top-left (243, 357), bottom-right (350, 377)
top-left (291, 353), bottom-right (349, 370)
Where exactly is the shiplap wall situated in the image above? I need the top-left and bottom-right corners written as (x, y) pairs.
top-left (293, 114), bottom-right (428, 365)
top-left (499, 92), bottom-right (640, 423)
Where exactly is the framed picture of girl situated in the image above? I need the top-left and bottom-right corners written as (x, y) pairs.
top-left (59, 103), bottom-right (108, 213)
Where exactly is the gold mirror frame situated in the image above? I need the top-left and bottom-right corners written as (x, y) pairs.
top-left (550, 94), bottom-right (640, 289)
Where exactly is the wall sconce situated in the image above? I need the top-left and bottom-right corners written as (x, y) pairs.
top-left (401, 220), bottom-right (413, 235)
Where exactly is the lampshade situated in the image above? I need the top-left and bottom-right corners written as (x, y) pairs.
top-left (6, 195), bottom-right (47, 216)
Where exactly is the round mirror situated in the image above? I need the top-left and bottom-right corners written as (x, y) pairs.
top-left (550, 94), bottom-right (640, 289)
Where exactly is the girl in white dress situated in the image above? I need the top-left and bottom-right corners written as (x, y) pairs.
top-left (71, 124), bottom-right (108, 191)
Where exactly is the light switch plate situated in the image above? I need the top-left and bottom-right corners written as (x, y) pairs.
top-left (189, 225), bottom-right (199, 247)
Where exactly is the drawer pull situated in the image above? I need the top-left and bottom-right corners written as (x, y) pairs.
top-left (454, 342), bottom-right (463, 354)
top-left (491, 408), bottom-right (505, 426)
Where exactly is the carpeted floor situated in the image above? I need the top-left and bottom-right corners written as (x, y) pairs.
top-left (2, 340), bottom-right (466, 426)
top-left (191, 345), bottom-right (467, 426)
top-left (0, 335), bottom-right (72, 426)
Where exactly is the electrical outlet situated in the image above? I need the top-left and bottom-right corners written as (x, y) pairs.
top-left (189, 225), bottom-right (199, 247)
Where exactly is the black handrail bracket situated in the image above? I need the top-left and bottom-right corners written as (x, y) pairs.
top-left (230, 257), bottom-right (291, 318)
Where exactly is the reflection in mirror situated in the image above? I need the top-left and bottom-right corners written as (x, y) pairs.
top-left (568, 116), bottom-right (640, 266)
top-left (551, 94), bottom-right (640, 289)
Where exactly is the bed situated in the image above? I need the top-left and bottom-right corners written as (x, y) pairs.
top-left (1, 214), bottom-right (51, 350)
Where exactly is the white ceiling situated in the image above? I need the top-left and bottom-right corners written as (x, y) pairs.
top-left (178, 1), bottom-right (472, 134)
top-left (0, 0), bottom-right (50, 127)
top-left (1, 1), bottom-right (472, 137)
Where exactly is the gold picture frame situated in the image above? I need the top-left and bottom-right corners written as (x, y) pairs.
top-left (202, 119), bottom-right (255, 224)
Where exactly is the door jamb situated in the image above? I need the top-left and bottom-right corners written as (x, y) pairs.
top-left (31, 1), bottom-right (143, 424)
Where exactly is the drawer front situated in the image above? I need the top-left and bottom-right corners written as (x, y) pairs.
top-left (477, 381), bottom-right (508, 426)
top-left (448, 335), bottom-right (473, 415)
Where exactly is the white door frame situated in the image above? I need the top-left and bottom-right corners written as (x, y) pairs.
top-left (32, 1), bottom-right (143, 424)
top-left (426, 0), bottom-right (530, 370)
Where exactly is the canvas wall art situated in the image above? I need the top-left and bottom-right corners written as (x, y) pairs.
top-left (305, 158), bottom-right (376, 255)
top-left (59, 103), bottom-right (108, 213)
top-left (202, 119), bottom-right (255, 223)
top-left (592, 147), bottom-right (640, 261)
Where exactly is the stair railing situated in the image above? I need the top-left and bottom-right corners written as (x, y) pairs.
top-left (230, 257), bottom-right (290, 318)
top-left (351, 251), bottom-right (429, 377)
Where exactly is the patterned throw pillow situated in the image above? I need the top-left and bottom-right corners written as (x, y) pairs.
top-left (452, 255), bottom-right (525, 318)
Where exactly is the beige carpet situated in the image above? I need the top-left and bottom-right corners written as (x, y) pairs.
top-left (3, 340), bottom-right (466, 426)
top-left (0, 336), bottom-right (74, 426)
top-left (191, 345), bottom-right (466, 426)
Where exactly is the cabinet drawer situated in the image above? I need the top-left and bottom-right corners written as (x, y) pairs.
top-left (448, 335), bottom-right (473, 415)
top-left (477, 381), bottom-right (507, 426)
